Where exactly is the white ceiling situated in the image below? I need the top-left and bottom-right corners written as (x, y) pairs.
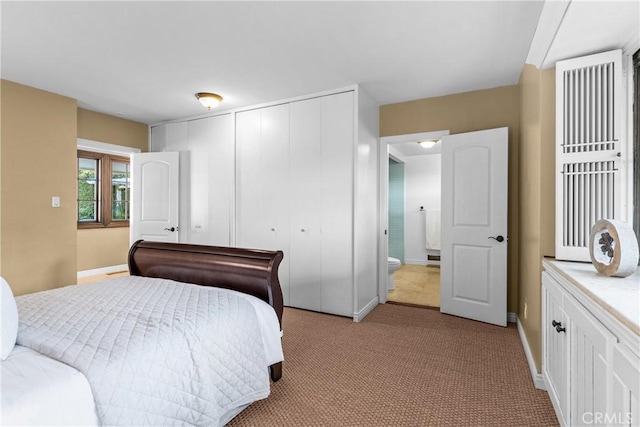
top-left (1, 1), bottom-right (544, 124)
top-left (387, 0), bottom-right (640, 158)
top-left (542, 0), bottom-right (639, 68)
top-left (1, 1), bottom-right (637, 127)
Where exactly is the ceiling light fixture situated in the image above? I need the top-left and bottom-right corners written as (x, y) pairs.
top-left (195, 92), bottom-right (223, 110)
top-left (418, 139), bottom-right (439, 149)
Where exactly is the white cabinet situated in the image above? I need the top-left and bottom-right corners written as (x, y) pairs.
top-left (542, 274), bottom-right (570, 423)
top-left (565, 294), bottom-right (616, 426)
top-left (612, 344), bottom-right (640, 426)
top-left (542, 261), bottom-right (640, 427)
top-left (150, 114), bottom-right (233, 246)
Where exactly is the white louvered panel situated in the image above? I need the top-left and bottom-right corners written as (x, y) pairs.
top-left (556, 50), bottom-right (624, 261)
top-left (562, 161), bottom-right (617, 249)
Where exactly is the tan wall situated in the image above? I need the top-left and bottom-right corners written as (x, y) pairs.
top-left (380, 86), bottom-right (521, 313)
top-left (1, 80), bottom-right (78, 296)
top-left (540, 69), bottom-right (556, 258)
top-left (76, 108), bottom-right (148, 272)
top-left (77, 108), bottom-right (148, 152)
top-left (517, 65), bottom-right (556, 372)
top-left (518, 65), bottom-right (543, 371)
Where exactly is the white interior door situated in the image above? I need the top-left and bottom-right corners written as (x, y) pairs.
top-left (440, 127), bottom-right (508, 326)
top-left (130, 152), bottom-right (180, 244)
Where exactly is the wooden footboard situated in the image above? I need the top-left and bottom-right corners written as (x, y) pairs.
top-left (128, 240), bottom-right (284, 381)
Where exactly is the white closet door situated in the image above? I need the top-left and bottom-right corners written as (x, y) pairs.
top-left (260, 104), bottom-right (291, 259)
top-left (236, 109), bottom-right (264, 250)
top-left (153, 122), bottom-right (190, 242)
top-left (290, 98), bottom-right (323, 311)
top-left (188, 115), bottom-right (233, 246)
top-left (320, 92), bottom-right (354, 316)
top-left (236, 104), bottom-right (291, 304)
top-left (150, 124), bottom-right (167, 152)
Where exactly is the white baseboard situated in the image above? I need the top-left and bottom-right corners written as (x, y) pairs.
top-left (77, 264), bottom-right (128, 279)
top-left (405, 258), bottom-right (441, 266)
top-left (516, 315), bottom-right (546, 390)
top-left (354, 297), bottom-right (379, 322)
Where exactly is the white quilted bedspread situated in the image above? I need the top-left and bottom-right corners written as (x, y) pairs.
top-left (16, 276), bottom-right (270, 426)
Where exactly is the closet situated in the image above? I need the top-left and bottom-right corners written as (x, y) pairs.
top-left (149, 86), bottom-right (379, 320)
top-left (150, 114), bottom-right (234, 246)
top-left (236, 92), bottom-right (355, 315)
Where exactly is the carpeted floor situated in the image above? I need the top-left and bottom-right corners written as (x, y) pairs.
top-left (228, 304), bottom-right (558, 426)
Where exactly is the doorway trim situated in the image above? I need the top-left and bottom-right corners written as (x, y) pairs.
top-left (378, 130), bottom-right (450, 303)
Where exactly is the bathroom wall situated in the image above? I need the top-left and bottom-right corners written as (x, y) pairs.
top-left (404, 153), bottom-right (441, 264)
top-left (388, 159), bottom-right (405, 262)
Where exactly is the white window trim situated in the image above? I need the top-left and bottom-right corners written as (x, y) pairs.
top-left (77, 138), bottom-right (141, 156)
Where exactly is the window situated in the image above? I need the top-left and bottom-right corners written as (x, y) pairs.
top-left (77, 150), bottom-right (130, 228)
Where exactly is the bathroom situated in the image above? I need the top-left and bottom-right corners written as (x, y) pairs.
top-left (387, 140), bottom-right (442, 308)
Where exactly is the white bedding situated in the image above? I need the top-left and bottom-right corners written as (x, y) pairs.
top-left (1, 345), bottom-right (99, 426)
top-left (8, 276), bottom-right (284, 426)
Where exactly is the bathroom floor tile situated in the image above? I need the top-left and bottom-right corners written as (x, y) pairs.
top-left (388, 264), bottom-right (440, 308)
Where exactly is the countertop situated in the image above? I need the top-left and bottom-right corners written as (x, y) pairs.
top-left (543, 259), bottom-right (640, 335)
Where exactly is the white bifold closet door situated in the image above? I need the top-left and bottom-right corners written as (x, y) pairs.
top-left (236, 92), bottom-right (354, 316)
top-left (187, 115), bottom-right (233, 246)
top-left (289, 92), bottom-right (354, 316)
top-left (236, 104), bottom-right (291, 304)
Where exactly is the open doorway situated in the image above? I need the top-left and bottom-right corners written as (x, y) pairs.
top-left (379, 130), bottom-right (449, 308)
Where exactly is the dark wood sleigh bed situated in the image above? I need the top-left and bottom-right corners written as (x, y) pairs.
top-left (128, 239), bottom-right (285, 381)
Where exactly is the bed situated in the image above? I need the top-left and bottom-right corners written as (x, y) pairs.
top-left (1, 240), bottom-right (285, 426)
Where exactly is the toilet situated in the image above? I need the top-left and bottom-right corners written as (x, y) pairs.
top-left (387, 257), bottom-right (401, 290)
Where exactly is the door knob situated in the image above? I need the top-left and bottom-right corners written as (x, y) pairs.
top-left (164, 227), bottom-right (176, 232)
top-left (489, 235), bottom-right (505, 242)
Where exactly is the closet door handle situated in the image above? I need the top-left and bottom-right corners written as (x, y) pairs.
top-left (489, 235), bottom-right (505, 242)
top-left (301, 228), bottom-right (306, 232)
top-left (164, 227), bottom-right (177, 232)
top-left (552, 320), bottom-right (560, 327)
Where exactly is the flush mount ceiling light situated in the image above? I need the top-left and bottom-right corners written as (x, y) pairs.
top-left (418, 139), bottom-right (439, 149)
top-left (195, 92), bottom-right (223, 110)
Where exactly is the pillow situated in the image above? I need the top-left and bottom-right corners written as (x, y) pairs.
top-left (1, 277), bottom-right (19, 360)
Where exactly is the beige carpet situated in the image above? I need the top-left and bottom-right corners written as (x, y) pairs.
top-left (388, 264), bottom-right (441, 308)
top-left (229, 304), bottom-right (558, 426)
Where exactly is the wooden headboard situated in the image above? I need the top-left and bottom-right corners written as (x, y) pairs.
top-left (128, 240), bottom-right (285, 327)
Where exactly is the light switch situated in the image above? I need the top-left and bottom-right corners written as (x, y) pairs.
top-left (52, 196), bottom-right (60, 208)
